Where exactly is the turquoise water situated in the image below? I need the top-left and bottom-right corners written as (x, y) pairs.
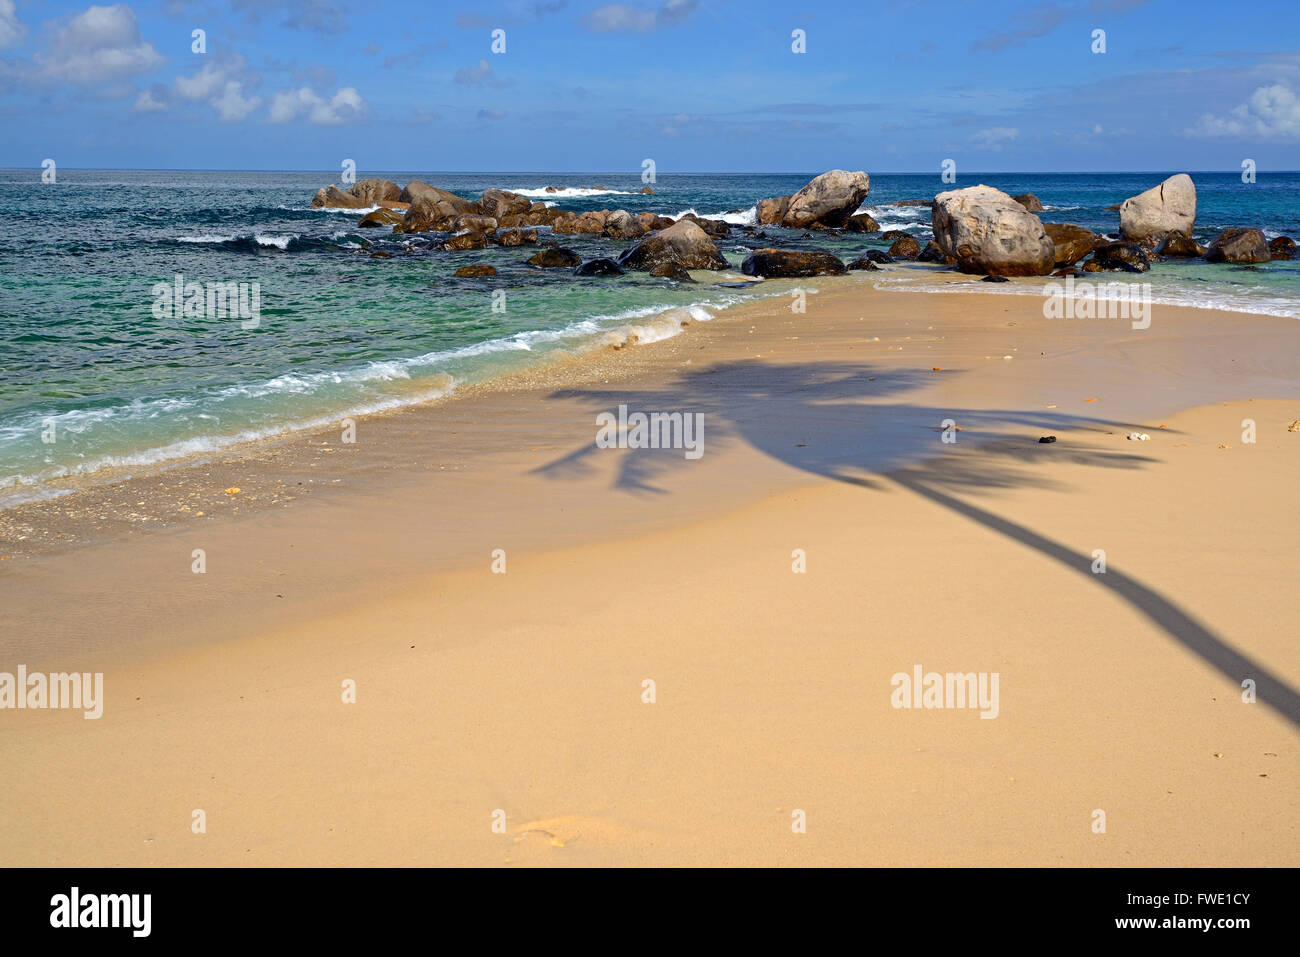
top-left (1, 169), bottom-right (1297, 501)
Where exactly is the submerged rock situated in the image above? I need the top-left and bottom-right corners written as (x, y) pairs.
top-left (454, 264), bottom-right (497, 277)
top-left (649, 261), bottom-right (696, 282)
top-left (573, 257), bottom-right (625, 276)
top-left (528, 247), bottom-right (581, 268)
top-left (495, 228), bottom-right (538, 247)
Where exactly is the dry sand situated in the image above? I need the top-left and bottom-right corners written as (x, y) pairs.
top-left (1, 275), bottom-right (1297, 865)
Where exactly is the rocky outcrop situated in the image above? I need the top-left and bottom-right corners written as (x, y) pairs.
top-left (847, 256), bottom-right (880, 271)
top-left (780, 170), bottom-right (870, 229)
top-left (397, 196), bottom-right (464, 233)
top-left (888, 235), bottom-right (921, 259)
top-left (443, 232), bottom-right (488, 251)
top-left (1012, 193), bottom-right (1043, 212)
top-left (1269, 236), bottom-right (1297, 260)
top-left (617, 220), bottom-right (729, 271)
top-left (311, 185), bottom-right (368, 209)
top-left (477, 189), bottom-right (531, 220)
top-left (1155, 233), bottom-right (1207, 257)
top-left (528, 247), bottom-right (581, 268)
top-left (844, 213), bottom-right (880, 233)
top-left (573, 258), bottom-right (625, 276)
top-left (739, 248), bottom-right (847, 278)
top-left (1119, 174), bottom-right (1196, 240)
top-left (602, 210), bottom-right (645, 240)
top-left (757, 196), bottom-right (791, 225)
top-left (1088, 241), bottom-right (1150, 272)
top-left (1205, 227), bottom-right (1271, 264)
top-left (350, 179), bottom-right (402, 205)
top-left (454, 264), bottom-right (497, 277)
top-left (679, 214), bottom-right (729, 238)
top-left (649, 262), bottom-right (696, 282)
top-left (453, 214), bottom-right (498, 234)
top-left (400, 181), bottom-right (477, 214)
top-left (1043, 224), bottom-right (1097, 266)
top-left (931, 185), bottom-right (1055, 276)
top-left (637, 212), bottom-right (675, 231)
top-left (495, 228), bottom-right (537, 247)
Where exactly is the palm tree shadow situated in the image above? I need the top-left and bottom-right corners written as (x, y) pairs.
top-left (533, 359), bottom-right (1300, 729)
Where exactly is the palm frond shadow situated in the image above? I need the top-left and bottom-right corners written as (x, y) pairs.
top-left (532, 358), bottom-right (1300, 728)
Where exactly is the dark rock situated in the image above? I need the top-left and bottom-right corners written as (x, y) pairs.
top-left (443, 231), bottom-right (488, 251)
top-left (649, 262), bottom-right (696, 282)
top-left (1155, 233), bottom-right (1207, 257)
top-left (528, 247), bottom-right (581, 268)
top-left (495, 228), bottom-right (537, 247)
top-left (573, 258), bottom-right (625, 276)
top-left (1088, 241), bottom-right (1150, 272)
top-left (358, 207), bottom-right (404, 228)
top-left (982, 275), bottom-right (1010, 282)
top-left (1044, 224), bottom-right (1098, 267)
top-left (916, 241), bottom-right (954, 264)
top-left (847, 258), bottom-right (879, 271)
top-left (454, 264), bottom-right (497, 277)
top-left (857, 249), bottom-right (893, 264)
top-left (1269, 236), bottom-right (1297, 260)
top-left (739, 248), bottom-right (847, 278)
top-left (477, 189), bottom-right (531, 220)
top-left (1205, 227), bottom-right (1271, 264)
top-left (844, 213), bottom-right (880, 233)
top-left (1012, 192), bottom-right (1044, 212)
top-left (888, 235), bottom-right (922, 259)
top-left (880, 230), bottom-right (910, 242)
top-left (1038, 435), bottom-right (1057, 443)
top-left (617, 220), bottom-right (728, 271)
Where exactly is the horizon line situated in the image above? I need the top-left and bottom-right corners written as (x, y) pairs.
top-left (5, 167), bottom-right (1297, 176)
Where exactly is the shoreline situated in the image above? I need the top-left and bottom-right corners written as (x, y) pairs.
top-left (2, 277), bottom-right (1298, 865)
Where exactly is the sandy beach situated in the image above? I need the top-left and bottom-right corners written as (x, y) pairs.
top-left (2, 275), bottom-right (1297, 866)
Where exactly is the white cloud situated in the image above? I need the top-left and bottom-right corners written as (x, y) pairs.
top-left (40, 4), bottom-right (165, 85)
top-left (454, 59), bottom-right (504, 87)
top-left (269, 85), bottom-right (366, 124)
top-left (1190, 83), bottom-right (1300, 139)
top-left (969, 126), bottom-right (1019, 149)
top-left (175, 61), bottom-right (227, 101)
top-left (0, 0), bottom-right (25, 49)
top-left (582, 0), bottom-right (698, 34)
top-left (133, 86), bottom-right (167, 111)
top-left (212, 80), bottom-right (261, 122)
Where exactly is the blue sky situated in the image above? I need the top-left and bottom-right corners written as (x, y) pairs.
top-left (1, 0), bottom-right (1297, 172)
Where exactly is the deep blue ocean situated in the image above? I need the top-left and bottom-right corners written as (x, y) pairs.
top-left (1, 169), bottom-right (1297, 502)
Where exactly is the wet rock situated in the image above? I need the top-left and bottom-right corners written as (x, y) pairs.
top-left (443, 231), bottom-right (488, 251)
top-left (528, 247), bottom-right (581, 268)
top-left (844, 213), bottom-right (880, 233)
top-left (650, 262), bottom-right (696, 282)
top-left (1012, 192), bottom-right (1044, 212)
top-left (888, 235), bottom-right (922, 259)
top-left (916, 240), bottom-right (955, 264)
top-left (602, 209), bottom-right (646, 240)
top-left (1044, 224), bottom-right (1098, 266)
top-left (1205, 227), bottom-right (1271, 264)
top-left (617, 219), bottom-right (729, 271)
top-left (453, 214), bottom-right (498, 234)
top-left (495, 228), bottom-right (537, 247)
top-left (757, 195), bottom-right (791, 225)
top-left (1088, 240), bottom-right (1151, 272)
top-left (454, 264), bottom-right (497, 277)
top-left (739, 248), bottom-right (847, 277)
top-left (982, 275), bottom-right (1010, 282)
top-left (847, 257), bottom-right (879, 271)
top-left (311, 185), bottom-right (368, 209)
top-left (358, 207), bottom-right (404, 228)
top-left (477, 189), bottom-right (531, 220)
top-left (350, 179), bottom-right (402, 205)
top-left (1154, 232), bottom-right (1206, 257)
top-left (1269, 236), bottom-right (1297, 260)
top-left (573, 258), bottom-right (625, 276)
